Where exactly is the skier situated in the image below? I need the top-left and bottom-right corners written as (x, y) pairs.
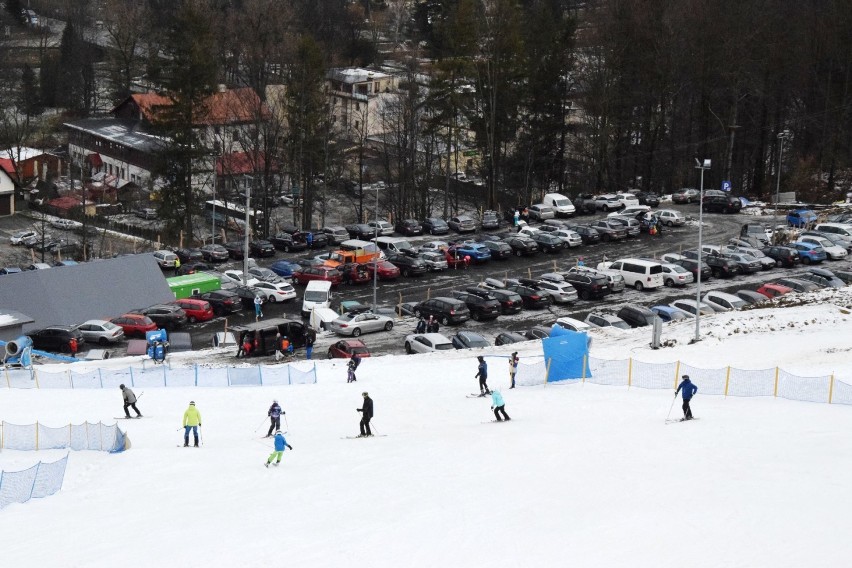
top-left (182, 401), bottom-right (202, 447)
top-left (356, 392), bottom-right (373, 437)
top-left (120, 384), bottom-right (142, 418)
top-left (509, 352), bottom-right (519, 389)
top-left (347, 355), bottom-right (360, 383)
top-left (264, 430), bottom-right (293, 467)
top-left (254, 295), bottom-right (264, 319)
top-left (675, 375), bottom-right (698, 420)
top-left (475, 355), bottom-right (490, 396)
top-left (490, 389), bottom-right (511, 422)
top-left (266, 400), bottom-right (284, 437)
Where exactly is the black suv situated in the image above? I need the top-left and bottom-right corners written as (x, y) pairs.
top-left (271, 232), bottom-right (308, 253)
top-left (530, 232), bottom-right (564, 253)
top-left (29, 325), bottom-right (85, 353)
top-left (502, 235), bottom-right (539, 256)
top-left (395, 219), bottom-right (423, 236)
top-left (669, 258), bottom-right (712, 282)
top-left (572, 194), bottom-right (598, 215)
top-left (192, 290), bottom-right (242, 316)
top-left (502, 282), bottom-right (553, 309)
top-left (561, 272), bottom-right (611, 301)
top-left (567, 224), bottom-right (601, 244)
top-left (298, 231), bottom-right (329, 249)
top-left (249, 239), bottom-right (276, 257)
top-left (616, 305), bottom-right (658, 328)
top-left (478, 238), bottom-right (513, 259)
top-left (413, 297), bottom-right (471, 325)
top-left (452, 289), bottom-right (501, 321)
top-left (481, 210), bottom-right (500, 230)
top-left (175, 248), bottom-right (204, 263)
top-left (135, 304), bottom-right (188, 330)
top-left (702, 191), bottom-right (742, 213)
top-left (223, 241), bottom-right (247, 259)
top-left (385, 251), bottom-right (428, 277)
top-left (762, 245), bottom-right (801, 268)
top-left (682, 250), bottom-right (740, 278)
top-left (482, 288), bottom-right (523, 314)
top-left (636, 192), bottom-right (661, 207)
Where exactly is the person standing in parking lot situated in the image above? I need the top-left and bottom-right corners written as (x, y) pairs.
top-left (254, 295), bottom-right (264, 319)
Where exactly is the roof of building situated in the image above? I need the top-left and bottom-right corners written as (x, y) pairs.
top-left (0, 310), bottom-right (35, 329)
top-left (112, 88), bottom-right (267, 126)
top-left (216, 151), bottom-right (279, 176)
top-left (0, 255), bottom-right (176, 332)
top-left (64, 118), bottom-right (166, 153)
top-left (327, 68), bottom-right (391, 84)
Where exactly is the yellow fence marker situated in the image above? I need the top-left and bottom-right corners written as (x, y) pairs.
top-left (674, 361), bottom-right (680, 389)
top-left (628, 358), bottom-right (633, 388)
top-left (34, 370), bottom-right (40, 389)
top-left (4, 366), bottom-right (9, 388)
top-left (724, 366), bottom-right (731, 396)
top-left (829, 374), bottom-right (835, 404)
top-left (773, 367), bottom-right (780, 397)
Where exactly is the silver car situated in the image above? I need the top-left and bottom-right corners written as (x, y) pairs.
top-left (448, 215), bottom-right (477, 233)
top-left (367, 220), bottom-right (394, 236)
top-left (418, 251), bottom-right (448, 271)
top-left (75, 319), bottom-right (125, 345)
top-left (330, 311), bottom-right (395, 337)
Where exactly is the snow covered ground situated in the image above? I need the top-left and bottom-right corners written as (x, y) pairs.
top-left (2, 290), bottom-right (852, 567)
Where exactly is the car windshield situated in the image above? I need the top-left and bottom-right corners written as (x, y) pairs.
top-left (305, 291), bottom-right (328, 302)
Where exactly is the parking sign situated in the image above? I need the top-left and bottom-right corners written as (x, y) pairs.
top-left (721, 181), bottom-right (732, 192)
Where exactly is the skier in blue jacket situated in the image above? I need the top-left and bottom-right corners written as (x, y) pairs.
top-left (675, 375), bottom-right (698, 420)
top-left (490, 389), bottom-right (510, 421)
top-left (475, 356), bottom-right (490, 396)
top-left (265, 430), bottom-right (292, 467)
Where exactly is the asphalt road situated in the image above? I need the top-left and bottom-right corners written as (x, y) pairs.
top-left (184, 204), bottom-right (851, 359)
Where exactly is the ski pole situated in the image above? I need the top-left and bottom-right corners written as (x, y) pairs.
top-left (665, 394), bottom-right (677, 422)
top-left (254, 416), bottom-right (268, 433)
top-left (284, 414), bottom-right (290, 430)
top-left (199, 427), bottom-right (204, 446)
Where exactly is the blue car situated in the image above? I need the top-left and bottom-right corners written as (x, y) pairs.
top-left (650, 305), bottom-right (690, 322)
top-left (269, 259), bottom-right (300, 278)
top-left (786, 241), bottom-right (827, 264)
top-left (453, 242), bottom-right (492, 262)
top-left (787, 209), bottom-right (818, 228)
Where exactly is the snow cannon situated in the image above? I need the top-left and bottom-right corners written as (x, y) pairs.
top-left (146, 329), bottom-right (168, 345)
top-left (4, 335), bottom-right (33, 368)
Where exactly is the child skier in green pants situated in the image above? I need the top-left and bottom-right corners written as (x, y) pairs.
top-left (265, 430), bottom-right (293, 467)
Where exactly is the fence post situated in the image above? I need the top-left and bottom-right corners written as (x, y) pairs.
top-left (724, 366), bottom-right (731, 397)
top-left (287, 363), bottom-right (291, 386)
top-left (773, 367), bottom-right (779, 397)
top-left (129, 366), bottom-right (135, 387)
top-left (69, 423), bottom-right (72, 447)
top-left (544, 358), bottom-right (552, 386)
top-left (5, 366), bottom-right (9, 388)
top-left (195, 364), bottom-right (198, 387)
top-left (628, 358), bottom-right (633, 388)
top-left (258, 364), bottom-right (263, 386)
top-left (98, 367), bottom-right (103, 388)
top-left (35, 421), bottom-right (39, 451)
top-left (674, 361), bottom-right (680, 389)
top-left (163, 363), bottom-right (168, 387)
top-left (582, 355), bottom-right (587, 383)
top-left (829, 373), bottom-right (835, 404)
top-left (33, 369), bottom-right (40, 389)
top-left (1, 420), bottom-right (4, 449)
top-left (29, 461), bottom-right (41, 500)
top-left (313, 362), bottom-right (317, 383)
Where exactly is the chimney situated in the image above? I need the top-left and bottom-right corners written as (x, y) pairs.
top-left (217, 84), bottom-right (227, 93)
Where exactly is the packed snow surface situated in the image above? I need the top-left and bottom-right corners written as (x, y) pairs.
top-left (2, 290), bottom-right (852, 567)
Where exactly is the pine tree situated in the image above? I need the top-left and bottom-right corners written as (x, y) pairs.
top-left (19, 64), bottom-right (42, 118)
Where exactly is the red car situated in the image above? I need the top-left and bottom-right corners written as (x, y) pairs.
top-left (110, 313), bottom-right (158, 338)
top-left (444, 247), bottom-right (467, 268)
top-left (364, 260), bottom-right (401, 281)
top-left (327, 339), bottom-right (371, 359)
top-left (293, 265), bottom-right (343, 286)
top-left (172, 298), bottom-right (215, 323)
top-left (341, 263), bottom-right (373, 285)
top-left (756, 283), bottom-right (793, 299)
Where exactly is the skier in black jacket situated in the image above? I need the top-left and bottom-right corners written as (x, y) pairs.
top-left (266, 400), bottom-right (284, 437)
top-left (475, 356), bottom-right (490, 396)
top-left (356, 392), bottom-right (373, 437)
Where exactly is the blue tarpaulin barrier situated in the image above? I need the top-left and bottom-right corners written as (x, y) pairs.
top-left (542, 325), bottom-right (591, 381)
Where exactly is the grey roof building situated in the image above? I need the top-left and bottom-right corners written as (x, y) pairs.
top-left (0, 310), bottom-right (35, 342)
top-left (0, 255), bottom-right (175, 333)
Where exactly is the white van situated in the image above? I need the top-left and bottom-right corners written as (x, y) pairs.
top-left (373, 236), bottom-right (414, 254)
top-left (301, 280), bottom-right (333, 318)
top-left (600, 258), bottom-right (664, 290)
top-left (542, 193), bottom-right (576, 217)
top-left (309, 306), bottom-right (340, 331)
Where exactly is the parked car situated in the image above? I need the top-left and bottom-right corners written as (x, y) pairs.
top-left (330, 311), bottom-right (394, 337)
top-left (796, 236), bottom-right (847, 260)
top-left (191, 290), bottom-right (242, 316)
top-left (172, 298), bottom-right (215, 323)
top-left (589, 220), bottom-right (628, 241)
top-left (702, 191), bottom-right (742, 213)
top-left (413, 297), bottom-right (471, 325)
top-left (395, 219), bottom-right (423, 236)
top-left (152, 250), bottom-right (179, 269)
top-left (559, 271), bottom-right (611, 300)
top-left (345, 223), bottom-right (377, 239)
top-left (223, 241), bottom-right (247, 259)
top-left (328, 339), bottom-right (372, 359)
top-left (175, 248), bottom-right (205, 264)
top-left (365, 220), bottom-right (393, 237)
top-left (803, 230), bottom-right (852, 252)
top-left (418, 251), bottom-right (449, 271)
top-left (722, 244), bottom-right (777, 269)
top-left (608, 205), bottom-right (650, 218)
top-left (786, 241), bottom-right (827, 264)
top-left (516, 277), bottom-right (577, 304)
top-left (110, 313), bottom-right (159, 338)
top-left (322, 226), bottom-right (350, 245)
top-left (268, 260), bottom-right (300, 279)
top-left (805, 267), bottom-right (846, 288)
top-left (572, 194), bottom-right (598, 215)
top-left (29, 325), bottom-right (86, 353)
top-left (793, 272), bottom-right (835, 288)
top-left (607, 216), bottom-right (641, 237)
top-left (385, 251), bottom-right (428, 276)
top-left (528, 204), bottom-right (556, 221)
top-left (762, 245), bottom-right (801, 268)
top-left (529, 232), bottom-right (564, 253)
top-left (478, 239), bottom-right (513, 259)
top-left (668, 258), bottom-right (712, 282)
top-left (10, 229), bottom-right (37, 245)
top-left (422, 217), bottom-right (450, 235)
top-left (650, 305), bottom-right (690, 322)
top-left (554, 317), bottom-right (591, 333)
top-left (525, 325), bottom-right (554, 340)
top-left (657, 262), bottom-right (695, 287)
top-left (200, 243), bottom-right (230, 262)
top-left (702, 291), bottom-right (748, 312)
top-left (502, 282), bottom-right (553, 309)
top-left (134, 305), bottom-right (188, 330)
top-left (74, 320), bottom-right (125, 345)
top-left (613, 193), bottom-right (640, 208)
top-left (364, 260), bottom-right (401, 280)
top-left (222, 269), bottom-right (260, 287)
top-left (636, 192), bottom-right (661, 207)
top-left (656, 209), bottom-right (686, 227)
top-left (672, 188), bottom-right (699, 203)
top-left (451, 242), bottom-right (492, 262)
top-left (721, 252), bottom-right (762, 274)
top-left (448, 215), bottom-right (477, 233)
top-left (566, 224), bottom-right (601, 244)
top-left (502, 235), bottom-right (539, 256)
top-left (404, 333), bottom-right (454, 354)
top-left (452, 289), bottom-right (502, 321)
top-left (271, 232), bottom-right (308, 253)
top-left (451, 331), bottom-right (490, 350)
top-left (419, 240), bottom-right (450, 253)
top-left (616, 304), bottom-right (658, 328)
top-left (584, 312), bottom-right (630, 331)
top-left (480, 210), bottom-right (500, 230)
top-left (253, 281), bottom-right (298, 302)
top-left (670, 299), bottom-right (716, 317)
top-left (135, 207), bottom-right (158, 220)
top-left (787, 209), bottom-right (818, 228)
top-left (51, 218), bottom-right (83, 230)
top-left (735, 290), bottom-right (771, 305)
top-left (757, 282), bottom-right (795, 297)
top-left (682, 250), bottom-right (739, 278)
top-left (481, 288), bottom-right (524, 314)
top-left (494, 331), bottom-right (528, 346)
top-left (538, 225), bottom-right (582, 247)
top-left (567, 265), bottom-right (625, 293)
top-left (293, 265), bottom-right (343, 286)
top-left (594, 194), bottom-right (622, 211)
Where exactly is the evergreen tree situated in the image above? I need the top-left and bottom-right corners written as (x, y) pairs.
top-left (6, 0), bottom-right (22, 24)
top-left (19, 65), bottom-right (42, 118)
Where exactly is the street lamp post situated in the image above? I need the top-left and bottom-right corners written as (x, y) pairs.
top-left (774, 130), bottom-right (791, 230)
top-left (373, 185), bottom-right (379, 311)
top-left (694, 158), bottom-right (711, 343)
top-left (243, 174), bottom-right (253, 286)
